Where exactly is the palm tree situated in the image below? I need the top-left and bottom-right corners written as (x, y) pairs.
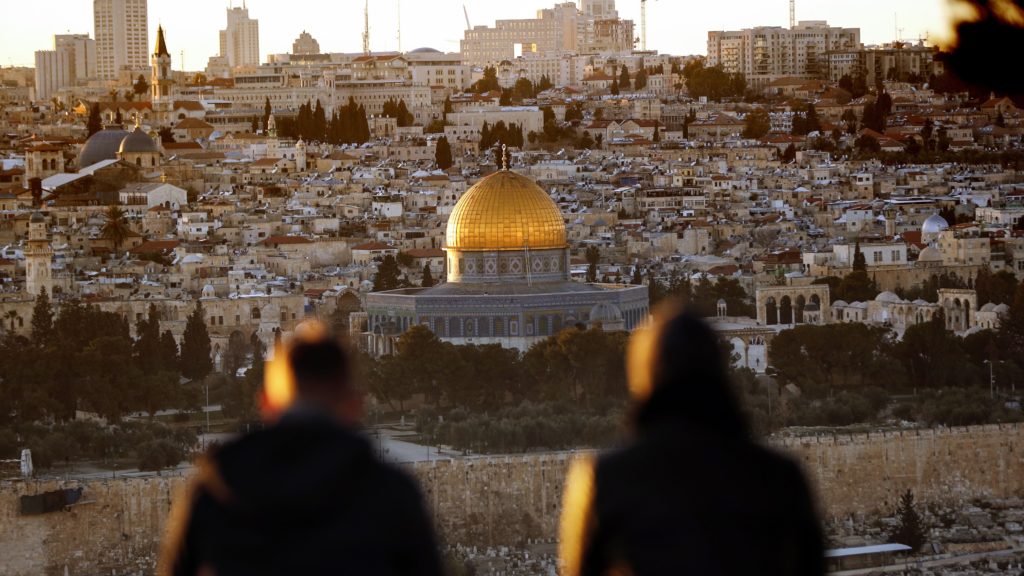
top-left (101, 205), bottom-right (131, 254)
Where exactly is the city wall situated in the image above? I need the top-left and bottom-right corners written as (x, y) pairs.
top-left (1, 424), bottom-right (1021, 575)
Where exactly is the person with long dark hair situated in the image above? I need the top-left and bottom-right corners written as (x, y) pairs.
top-left (560, 302), bottom-right (825, 576)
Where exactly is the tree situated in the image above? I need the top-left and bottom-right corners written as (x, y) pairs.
top-left (86, 103), bottom-right (103, 137)
top-left (837, 242), bottom-right (879, 302)
top-left (262, 97), bottom-right (272, 134)
top-left (100, 205), bottom-right (131, 253)
top-left (782, 143), bottom-right (797, 163)
top-left (133, 75), bottom-right (149, 97)
top-left (619, 65), bottom-right (631, 91)
top-left (743, 108), bottom-right (771, 139)
top-left (223, 331), bottom-right (251, 377)
top-left (610, 78), bottom-right (620, 96)
top-left (585, 246), bottom-right (600, 283)
top-left (180, 301), bottom-right (213, 381)
top-left (373, 255), bottom-right (402, 292)
top-left (434, 136), bottom-right (453, 170)
top-left (472, 66), bottom-right (500, 93)
top-left (513, 77), bottom-right (534, 99)
top-left (30, 288), bottom-right (53, 346)
top-left (421, 264), bottom-right (436, 288)
top-left (890, 490), bottom-right (927, 552)
top-left (634, 68), bottom-right (648, 90)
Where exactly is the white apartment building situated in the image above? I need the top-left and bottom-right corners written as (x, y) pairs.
top-left (35, 52), bottom-right (70, 102)
top-left (405, 49), bottom-right (472, 92)
top-left (707, 21), bottom-right (860, 87)
top-left (94, 0), bottom-right (149, 80)
top-left (220, 5), bottom-right (261, 69)
top-left (37, 34), bottom-right (98, 99)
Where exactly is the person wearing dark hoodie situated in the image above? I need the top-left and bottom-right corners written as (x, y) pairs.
top-left (160, 334), bottom-right (443, 576)
top-left (560, 302), bottom-right (825, 576)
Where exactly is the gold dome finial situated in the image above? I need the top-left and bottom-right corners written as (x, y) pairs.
top-left (502, 144), bottom-right (509, 171)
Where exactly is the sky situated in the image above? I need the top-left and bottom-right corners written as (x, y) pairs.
top-left (0, 0), bottom-right (962, 69)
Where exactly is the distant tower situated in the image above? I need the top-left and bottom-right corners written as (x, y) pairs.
top-left (296, 137), bottom-right (307, 171)
top-left (151, 25), bottom-right (174, 123)
top-left (24, 212), bottom-right (53, 297)
top-left (790, 0), bottom-right (796, 28)
top-left (266, 113), bottom-right (280, 159)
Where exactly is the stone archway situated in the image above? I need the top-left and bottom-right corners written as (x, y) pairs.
top-left (756, 285), bottom-right (831, 326)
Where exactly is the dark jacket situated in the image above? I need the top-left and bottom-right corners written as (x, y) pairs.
top-left (561, 311), bottom-right (824, 576)
top-left (161, 409), bottom-right (442, 576)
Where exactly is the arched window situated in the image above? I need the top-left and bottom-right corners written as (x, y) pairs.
top-left (251, 307), bottom-right (261, 320)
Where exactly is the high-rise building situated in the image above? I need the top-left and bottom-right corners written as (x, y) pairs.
top-left (460, 1), bottom-right (634, 67)
top-left (707, 21), bottom-right (860, 87)
top-left (34, 51), bottom-right (70, 102)
top-left (220, 4), bottom-right (261, 69)
top-left (94, 0), bottom-right (149, 81)
top-left (34, 34), bottom-right (97, 101)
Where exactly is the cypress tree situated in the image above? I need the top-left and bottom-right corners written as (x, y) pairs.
top-left (30, 287), bottom-right (54, 346)
top-left (87, 103), bottom-right (103, 137)
top-left (890, 489), bottom-right (927, 552)
top-left (421, 264), bottom-right (435, 288)
top-left (435, 136), bottom-right (453, 169)
top-left (180, 301), bottom-right (213, 381)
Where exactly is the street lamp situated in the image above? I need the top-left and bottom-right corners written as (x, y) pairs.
top-left (983, 360), bottom-right (1004, 399)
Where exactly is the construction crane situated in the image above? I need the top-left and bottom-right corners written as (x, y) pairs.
top-left (362, 0), bottom-right (370, 56)
top-left (789, 0), bottom-right (795, 29)
top-left (640, 0), bottom-right (651, 52)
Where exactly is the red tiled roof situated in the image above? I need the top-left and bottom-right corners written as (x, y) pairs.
top-left (351, 242), bottom-right (393, 251)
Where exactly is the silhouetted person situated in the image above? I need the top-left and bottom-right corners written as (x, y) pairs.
top-left (161, 336), bottom-right (442, 576)
top-left (560, 304), bottom-right (825, 576)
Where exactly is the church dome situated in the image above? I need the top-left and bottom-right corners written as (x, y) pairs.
top-left (410, 47), bottom-right (442, 54)
top-left (30, 211), bottom-right (45, 223)
top-left (118, 126), bottom-right (158, 154)
top-left (446, 169), bottom-right (566, 252)
top-left (78, 126), bottom-right (130, 167)
top-left (922, 213), bottom-right (949, 236)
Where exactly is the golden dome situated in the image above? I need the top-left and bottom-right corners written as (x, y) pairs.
top-left (446, 170), bottom-right (566, 251)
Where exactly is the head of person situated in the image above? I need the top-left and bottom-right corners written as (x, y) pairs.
top-left (286, 336), bottom-right (363, 424)
top-left (626, 300), bottom-right (749, 440)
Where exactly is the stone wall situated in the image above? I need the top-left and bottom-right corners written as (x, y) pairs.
top-left (1, 424), bottom-right (1021, 575)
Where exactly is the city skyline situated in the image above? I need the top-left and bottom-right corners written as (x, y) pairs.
top-left (1, 0), bottom-right (957, 69)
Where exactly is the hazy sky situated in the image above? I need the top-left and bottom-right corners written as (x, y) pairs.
top-left (1, 0), bottom-right (961, 69)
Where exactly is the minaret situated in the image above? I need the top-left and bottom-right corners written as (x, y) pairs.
top-left (296, 137), bottom-right (307, 171)
top-left (266, 114), bottom-right (280, 159)
top-left (24, 212), bottom-right (53, 297)
top-left (151, 26), bottom-right (174, 124)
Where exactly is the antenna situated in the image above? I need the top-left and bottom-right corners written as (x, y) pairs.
top-left (463, 4), bottom-right (471, 31)
top-left (397, 0), bottom-right (402, 53)
top-left (363, 0), bottom-right (371, 56)
top-left (789, 0), bottom-right (795, 29)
